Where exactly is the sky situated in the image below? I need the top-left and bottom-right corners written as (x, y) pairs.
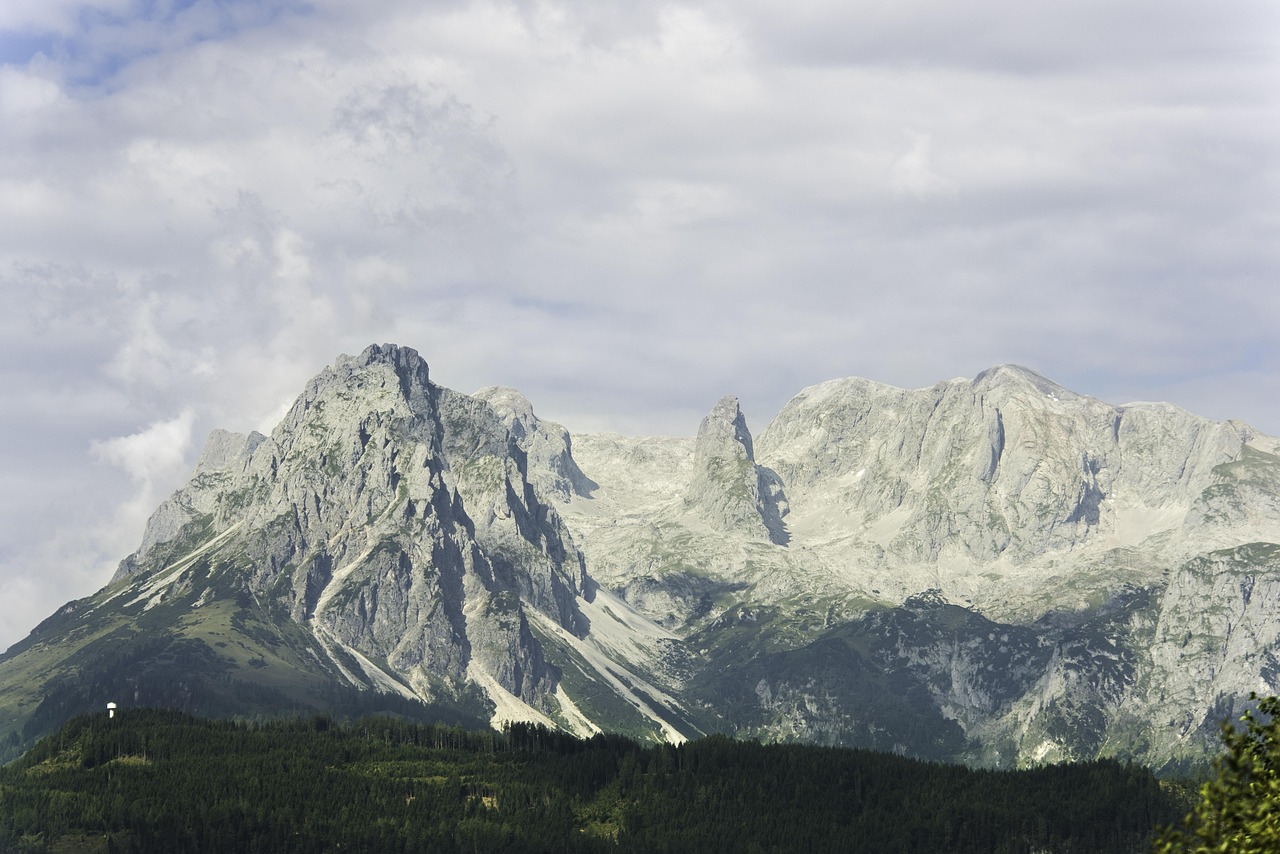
top-left (0, 0), bottom-right (1277, 650)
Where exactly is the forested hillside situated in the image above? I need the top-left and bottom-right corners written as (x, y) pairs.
top-left (0, 710), bottom-right (1183, 853)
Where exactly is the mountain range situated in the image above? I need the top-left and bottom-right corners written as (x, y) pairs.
top-left (3, 343), bottom-right (1278, 771)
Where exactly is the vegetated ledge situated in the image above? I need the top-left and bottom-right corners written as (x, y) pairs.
top-left (0, 708), bottom-right (1188, 853)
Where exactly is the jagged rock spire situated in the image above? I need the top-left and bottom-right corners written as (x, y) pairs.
top-left (686, 396), bottom-right (788, 545)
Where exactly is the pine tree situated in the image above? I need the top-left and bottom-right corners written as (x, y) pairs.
top-left (1154, 694), bottom-right (1280, 853)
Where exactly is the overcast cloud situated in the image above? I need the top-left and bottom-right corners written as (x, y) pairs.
top-left (0, 0), bottom-right (1277, 649)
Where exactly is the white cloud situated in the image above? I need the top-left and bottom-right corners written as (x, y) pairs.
top-left (891, 132), bottom-right (956, 198)
top-left (0, 65), bottom-right (62, 114)
top-left (0, 0), bottom-right (1277, 647)
top-left (91, 408), bottom-right (195, 487)
top-left (86, 408), bottom-right (198, 574)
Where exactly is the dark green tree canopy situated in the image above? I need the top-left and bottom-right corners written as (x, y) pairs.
top-left (1155, 694), bottom-right (1280, 853)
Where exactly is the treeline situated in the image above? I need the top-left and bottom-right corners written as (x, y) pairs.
top-left (0, 710), bottom-right (1183, 853)
top-left (3, 627), bottom-right (490, 764)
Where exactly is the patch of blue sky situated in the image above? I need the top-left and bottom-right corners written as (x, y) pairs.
top-left (0, 30), bottom-right (61, 67)
top-left (24, 0), bottom-right (311, 88)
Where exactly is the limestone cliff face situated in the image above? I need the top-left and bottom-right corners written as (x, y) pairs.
top-left (1127, 544), bottom-right (1280, 765)
top-left (11, 353), bottom-right (1280, 771)
top-left (685, 396), bottom-right (789, 546)
top-left (754, 364), bottom-right (1254, 567)
top-left (470, 386), bottom-right (596, 503)
top-left (113, 345), bottom-right (581, 714)
top-left (558, 364), bottom-right (1280, 769)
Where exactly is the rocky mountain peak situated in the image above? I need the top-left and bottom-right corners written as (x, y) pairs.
top-left (193, 428), bottom-right (266, 478)
top-left (96, 344), bottom-right (611, 734)
top-left (473, 386), bottom-right (537, 434)
top-left (470, 386), bottom-right (595, 502)
top-left (686, 396), bottom-right (788, 545)
top-left (694, 395), bottom-right (755, 465)
top-left (972, 364), bottom-right (1078, 401)
top-left (9, 348), bottom-right (1280, 774)
top-left (350, 342), bottom-right (430, 379)
top-left (274, 343), bottom-right (436, 435)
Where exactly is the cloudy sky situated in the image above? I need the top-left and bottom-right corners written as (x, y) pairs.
top-left (0, 0), bottom-right (1276, 649)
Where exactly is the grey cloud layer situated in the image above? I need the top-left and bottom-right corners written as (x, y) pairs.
top-left (0, 0), bottom-right (1276, 648)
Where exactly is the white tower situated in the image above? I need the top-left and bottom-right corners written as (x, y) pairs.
top-left (106, 702), bottom-right (117, 719)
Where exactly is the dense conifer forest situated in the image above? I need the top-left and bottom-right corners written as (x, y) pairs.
top-left (0, 710), bottom-right (1185, 853)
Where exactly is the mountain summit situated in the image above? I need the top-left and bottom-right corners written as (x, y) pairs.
top-left (685, 396), bottom-right (789, 545)
top-left (3, 345), bottom-right (1279, 770)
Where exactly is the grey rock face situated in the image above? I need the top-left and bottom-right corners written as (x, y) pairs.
top-left (110, 345), bottom-right (597, 720)
top-left (113, 428), bottom-right (266, 578)
top-left (471, 386), bottom-right (597, 503)
top-left (436, 386), bottom-right (587, 636)
top-left (755, 366), bottom-right (1252, 567)
top-left (559, 365), bottom-right (1280, 768)
top-left (1129, 544), bottom-right (1280, 764)
top-left (15, 352), bottom-right (1280, 771)
top-left (685, 396), bottom-right (789, 545)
